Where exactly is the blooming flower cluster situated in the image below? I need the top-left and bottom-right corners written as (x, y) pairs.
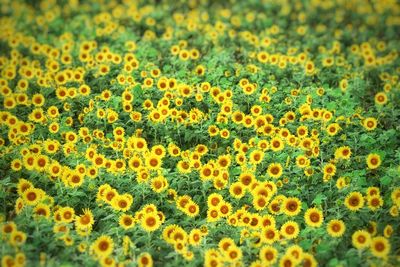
top-left (0, 0), bottom-right (399, 266)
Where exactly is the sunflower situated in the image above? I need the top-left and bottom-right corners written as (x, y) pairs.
top-left (189, 229), bottom-right (203, 246)
top-left (334, 146), bottom-right (352, 160)
top-left (258, 215), bottom-right (275, 230)
top-left (34, 154), bottom-right (49, 172)
top-left (22, 188), bottom-right (42, 206)
top-left (252, 196), bottom-right (269, 211)
top-left (100, 257), bottom-right (116, 267)
top-left (302, 252), bottom-right (318, 267)
top-left (304, 60), bottom-right (315, 75)
top-left (207, 193), bottom-right (223, 207)
top-left (10, 230), bottom-right (27, 246)
top-left (204, 250), bottom-right (222, 267)
top-left (369, 236), bottom-right (391, 259)
top-left (128, 155), bottom-right (143, 171)
top-left (326, 219), bottom-right (346, 237)
top-left (326, 123), bottom-right (340, 136)
top-left (16, 178), bottom-right (32, 196)
top-left (383, 225), bottom-right (393, 238)
top-left (2, 255), bottom-right (15, 267)
top-left (145, 154), bottom-right (162, 170)
top-left (111, 194), bottom-right (133, 212)
top-left (225, 246), bottom-right (242, 262)
top-left (93, 154), bottom-right (106, 168)
top-left (232, 111), bottom-right (244, 124)
top-left (151, 145), bottom-right (166, 158)
top-left (374, 92), bottom-right (388, 105)
top-left (229, 182), bottom-right (246, 199)
top-left (283, 197), bottom-right (302, 216)
top-left (391, 188), bottom-right (400, 204)
top-left (304, 208), bottom-right (324, 228)
top-left (137, 252), bottom-right (153, 267)
top-left (344, 192), bottom-right (365, 211)
top-left (150, 176), bottom-right (168, 193)
top-left (1, 221), bottom-right (17, 235)
top-left (185, 202), bottom-right (200, 217)
top-left (389, 206), bottom-right (398, 217)
top-left (15, 252), bottom-right (26, 266)
top-left (270, 137), bottom-right (284, 152)
top-left (68, 172), bottom-right (84, 188)
top-left (33, 203), bottom-right (51, 219)
top-left (22, 153), bottom-right (36, 170)
top-left (366, 153), bottom-right (381, 169)
top-left (280, 221), bottom-right (299, 239)
top-left (119, 214), bottom-right (135, 230)
top-left (279, 254), bottom-right (295, 267)
top-left (75, 208), bottom-right (95, 230)
top-left (217, 201), bottom-right (232, 217)
top-left (267, 163), bottom-right (283, 179)
top-left (259, 245), bottom-right (278, 265)
top-left (249, 150), bottom-right (264, 165)
top-left (141, 212), bottom-right (161, 232)
top-left (367, 221), bottom-right (378, 236)
top-left (268, 198), bottom-right (282, 215)
top-left (11, 159), bottom-right (22, 171)
top-left (103, 188), bottom-right (118, 204)
top-left (362, 117), bottom-right (377, 131)
top-left (176, 195), bottom-right (191, 210)
top-left (366, 186), bottom-right (380, 197)
top-left (261, 226), bottom-right (279, 244)
top-left (177, 160), bottom-right (191, 174)
top-left (239, 172), bottom-right (255, 188)
top-left (235, 153), bottom-right (247, 165)
top-left (295, 155), bottom-right (310, 168)
top-left (367, 196), bottom-right (383, 211)
top-left (323, 163), bottom-right (336, 177)
top-left (352, 230), bottom-right (371, 249)
top-left (335, 176), bottom-right (349, 190)
top-left (91, 235), bottom-right (114, 258)
top-left (220, 129), bottom-right (230, 139)
top-left (285, 245), bottom-right (303, 264)
top-left (206, 208), bottom-right (220, 222)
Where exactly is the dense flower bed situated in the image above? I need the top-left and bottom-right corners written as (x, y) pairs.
top-left (0, 0), bottom-right (399, 266)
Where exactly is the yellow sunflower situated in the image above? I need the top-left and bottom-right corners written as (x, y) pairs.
top-left (267, 163), bottom-right (283, 179)
top-left (22, 188), bottom-right (42, 206)
top-left (111, 194), bottom-right (133, 212)
top-left (366, 153), bottom-right (381, 169)
top-left (352, 230), bottom-right (371, 249)
top-left (259, 245), bottom-right (278, 265)
top-left (10, 230), bottom-right (27, 246)
top-left (344, 192), bottom-right (365, 211)
top-left (370, 236), bottom-right (391, 258)
top-left (137, 252), bottom-right (153, 267)
top-left (280, 221), bottom-right (300, 239)
top-left (304, 207), bottom-right (324, 228)
top-left (261, 226), bottom-right (279, 244)
top-left (75, 208), bottom-right (95, 230)
top-left (91, 235), bottom-right (114, 258)
top-left (119, 214), bottom-right (135, 230)
top-left (362, 117), bottom-right (377, 131)
top-left (326, 219), bottom-right (346, 237)
top-left (141, 212), bottom-right (161, 232)
top-left (270, 137), bottom-right (284, 152)
top-left (282, 197), bottom-right (302, 216)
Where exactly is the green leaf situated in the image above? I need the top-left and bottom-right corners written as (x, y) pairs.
top-left (357, 176), bottom-right (367, 187)
top-left (312, 193), bottom-right (326, 205)
top-left (327, 258), bottom-right (339, 267)
top-left (299, 239), bottom-right (312, 250)
top-left (380, 176), bottom-right (392, 186)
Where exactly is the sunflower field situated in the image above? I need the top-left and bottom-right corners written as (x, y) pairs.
top-left (1, 0), bottom-right (400, 266)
